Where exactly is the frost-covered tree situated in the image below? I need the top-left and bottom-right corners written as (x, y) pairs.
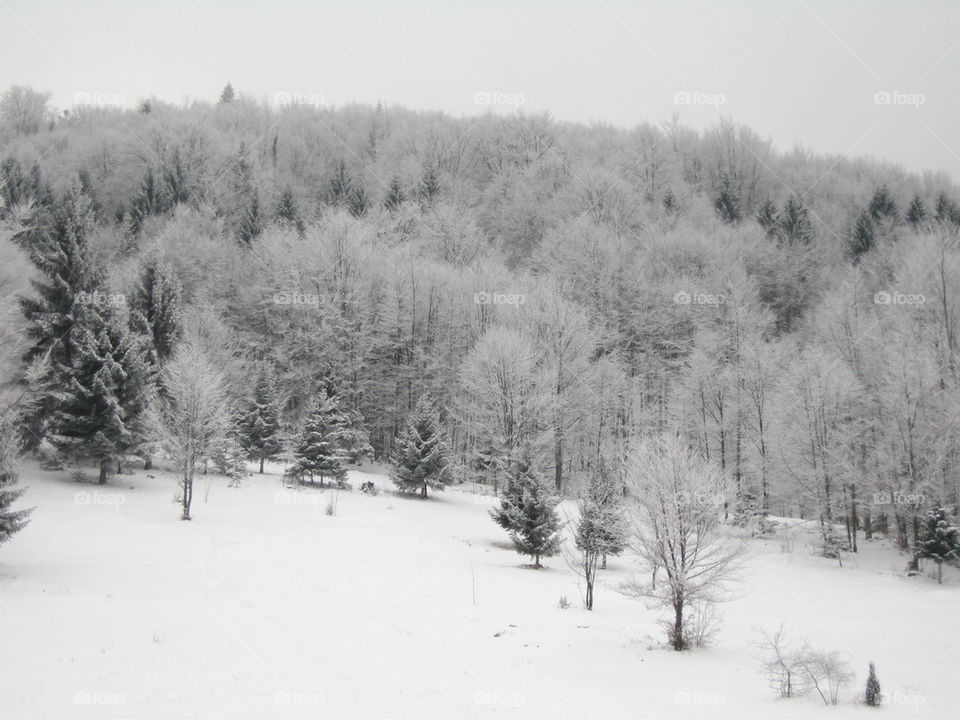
top-left (153, 343), bottom-right (232, 520)
top-left (390, 393), bottom-right (452, 498)
top-left (0, 417), bottom-right (32, 546)
top-left (288, 390), bottom-right (350, 487)
top-left (572, 460), bottom-right (626, 608)
top-left (625, 434), bottom-right (743, 650)
top-left (237, 368), bottom-right (284, 473)
top-left (865, 662), bottom-right (881, 706)
top-left (491, 450), bottom-right (563, 568)
top-left (129, 259), bottom-right (182, 364)
top-left (917, 504), bottom-right (959, 584)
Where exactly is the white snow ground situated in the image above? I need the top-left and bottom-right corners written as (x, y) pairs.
top-left (0, 462), bottom-right (956, 719)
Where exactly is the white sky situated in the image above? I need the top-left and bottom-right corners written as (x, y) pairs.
top-left (1, 0), bottom-right (958, 180)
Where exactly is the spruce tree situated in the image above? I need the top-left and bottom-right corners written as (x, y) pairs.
top-left (17, 178), bottom-right (101, 448)
top-left (50, 301), bottom-right (154, 483)
top-left (865, 662), bottom-right (881, 706)
top-left (238, 368), bottom-right (284, 473)
top-left (905, 194), bottom-right (928, 229)
top-left (341, 405), bottom-right (374, 465)
top-left (237, 192), bottom-right (263, 246)
top-left (780, 196), bottom-right (814, 245)
top-left (327, 160), bottom-right (352, 207)
top-left (713, 176), bottom-right (741, 224)
top-left (917, 504), bottom-right (959, 584)
top-left (390, 393), bottom-right (452, 498)
top-left (417, 165), bottom-right (440, 207)
top-left (0, 418), bottom-right (32, 546)
top-left (289, 390), bottom-right (350, 487)
top-left (849, 211), bottom-right (875, 261)
top-left (129, 260), bottom-right (182, 364)
top-left (274, 188), bottom-right (305, 236)
top-left (384, 176), bottom-right (405, 211)
top-left (491, 451), bottom-right (563, 568)
top-left (218, 83), bottom-right (235, 104)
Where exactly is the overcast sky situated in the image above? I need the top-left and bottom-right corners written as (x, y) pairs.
top-left (2, 0), bottom-right (958, 180)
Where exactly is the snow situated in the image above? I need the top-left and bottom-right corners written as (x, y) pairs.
top-left (1, 462), bottom-right (956, 719)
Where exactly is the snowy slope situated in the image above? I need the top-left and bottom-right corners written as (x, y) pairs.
top-left (0, 462), bottom-right (954, 719)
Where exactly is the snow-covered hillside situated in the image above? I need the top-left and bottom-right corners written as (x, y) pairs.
top-left (0, 463), bottom-right (954, 719)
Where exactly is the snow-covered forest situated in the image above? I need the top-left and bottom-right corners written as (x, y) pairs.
top-left (1, 22), bottom-right (960, 717)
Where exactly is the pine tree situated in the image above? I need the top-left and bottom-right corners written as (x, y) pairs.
top-left (237, 192), bottom-right (263, 246)
top-left (274, 188), bottom-right (305, 236)
top-left (0, 418), bottom-right (32, 546)
top-left (50, 301), bottom-right (154, 483)
top-left (289, 390), bottom-right (350, 487)
top-left (757, 199), bottom-right (779, 236)
top-left (905, 194), bottom-right (928, 229)
top-left (865, 662), bottom-right (881, 706)
top-left (780, 196), bottom-right (814, 245)
top-left (129, 260), bottom-right (182, 364)
top-left (127, 169), bottom-right (167, 236)
top-left (417, 165), bottom-right (440, 207)
top-left (390, 393), bottom-right (452, 498)
top-left (868, 186), bottom-right (898, 222)
top-left (917, 504), bottom-right (959, 584)
top-left (218, 83), bottom-right (235, 104)
top-left (327, 160), bottom-right (352, 207)
top-left (491, 451), bottom-right (563, 568)
top-left (237, 368), bottom-right (284, 473)
top-left (384, 176), bottom-right (405, 211)
top-left (713, 176), bottom-right (741, 224)
top-left (347, 184), bottom-right (369, 218)
top-left (849, 211), bottom-right (875, 261)
top-left (17, 178), bottom-right (101, 448)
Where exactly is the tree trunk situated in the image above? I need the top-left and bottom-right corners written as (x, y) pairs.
top-left (421, 483), bottom-right (428, 499)
top-left (182, 475), bottom-right (193, 520)
top-left (601, 552), bottom-right (607, 570)
top-left (98, 458), bottom-right (109, 484)
top-left (259, 456), bottom-right (265, 474)
top-left (144, 455), bottom-right (152, 470)
top-left (585, 580), bottom-right (593, 610)
top-left (938, 561), bottom-right (943, 584)
top-left (672, 599), bottom-right (685, 651)
top-left (554, 433), bottom-right (563, 493)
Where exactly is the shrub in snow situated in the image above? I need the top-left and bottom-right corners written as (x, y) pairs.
top-left (757, 625), bottom-right (853, 705)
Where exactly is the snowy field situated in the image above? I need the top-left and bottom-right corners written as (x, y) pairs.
top-left (0, 462), bottom-right (956, 720)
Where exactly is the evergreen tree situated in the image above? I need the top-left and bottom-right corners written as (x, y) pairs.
top-left (127, 169), bottom-right (167, 236)
top-left (574, 461), bottom-right (626, 608)
top-left (917, 504), bottom-right (959, 584)
top-left (347, 184), bottom-right (369, 218)
top-left (780, 196), bottom-right (814, 245)
top-left (865, 662), bottom-right (881, 707)
top-left (868, 186), bottom-right (898, 222)
top-left (849, 211), bottom-right (875, 261)
top-left (237, 192), bottom-right (263, 246)
top-left (327, 159), bottom-right (352, 207)
top-left (757, 199), bottom-right (779, 236)
top-left (384, 176), bottom-right (405, 211)
top-left (129, 260), bottom-right (182, 364)
top-left (237, 368), bottom-right (284, 473)
top-left (417, 165), bottom-right (440, 207)
top-left (491, 451), bottom-right (563, 568)
top-left (289, 390), bottom-right (350, 487)
top-left (218, 83), bottom-right (235, 104)
top-left (390, 393), bottom-right (452, 498)
top-left (713, 176), bottom-right (741, 224)
top-left (50, 301), bottom-right (154, 483)
top-left (17, 179), bottom-right (101, 448)
top-left (0, 418), bottom-right (32, 546)
top-left (274, 188), bottom-right (305, 236)
top-left (934, 192), bottom-right (960, 226)
top-left (905, 194), bottom-right (928, 229)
